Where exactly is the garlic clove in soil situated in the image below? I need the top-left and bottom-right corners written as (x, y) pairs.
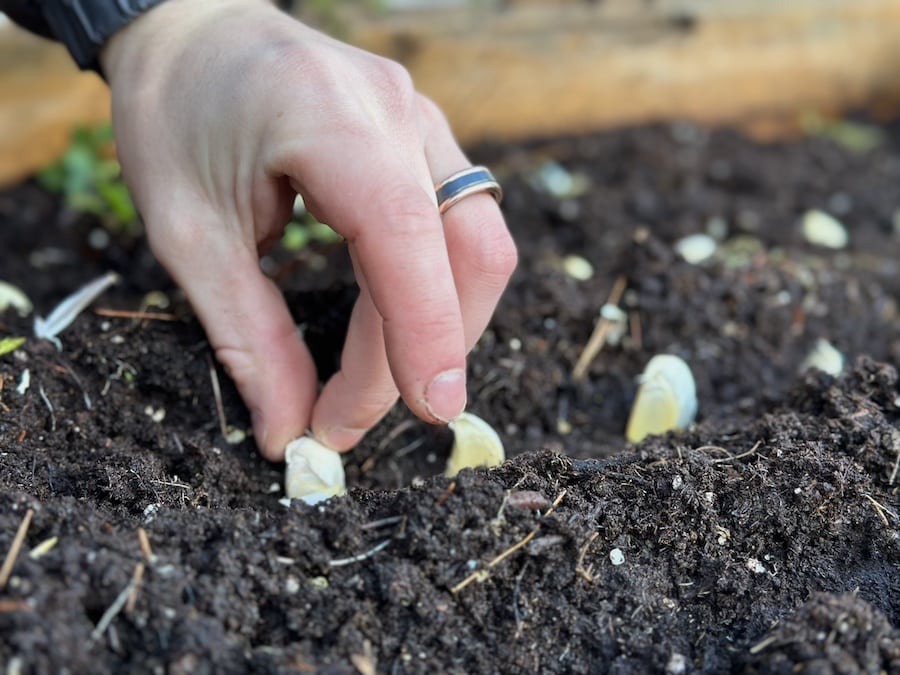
top-left (284, 436), bottom-right (346, 505)
top-left (445, 412), bottom-right (506, 478)
top-left (800, 338), bottom-right (844, 376)
top-left (625, 354), bottom-right (698, 443)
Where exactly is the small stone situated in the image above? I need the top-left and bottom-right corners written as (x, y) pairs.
top-left (746, 557), bottom-right (766, 574)
top-left (609, 548), bottom-right (625, 566)
top-left (666, 653), bottom-right (688, 675)
top-left (562, 254), bottom-right (594, 281)
top-left (802, 209), bottom-right (848, 249)
top-left (674, 233), bottom-right (717, 264)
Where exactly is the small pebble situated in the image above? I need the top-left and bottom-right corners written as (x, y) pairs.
top-left (610, 548), bottom-right (625, 566)
top-left (562, 254), bottom-right (594, 281)
top-left (674, 233), bottom-right (717, 264)
top-left (802, 209), bottom-right (848, 249)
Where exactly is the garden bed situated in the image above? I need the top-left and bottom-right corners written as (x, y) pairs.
top-left (1, 121), bottom-right (899, 673)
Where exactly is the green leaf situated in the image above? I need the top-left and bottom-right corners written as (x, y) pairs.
top-left (0, 337), bottom-right (26, 357)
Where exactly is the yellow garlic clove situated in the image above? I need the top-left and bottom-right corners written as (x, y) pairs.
top-left (625, 355), bottom-right (697, 443)
top-left (445, 412), bottom-right (505, 478)
top-left (284, 437), bottom-right (346, 505)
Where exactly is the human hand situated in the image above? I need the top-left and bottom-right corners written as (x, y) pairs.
top-left (100, 0), bottom-right (517, 460)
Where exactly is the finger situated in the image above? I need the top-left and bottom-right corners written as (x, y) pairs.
top-left (309, 108), bottom-right (516, 451)
top-left (421, 98), bottom-right (518, 351)
top-left (276, 138), bottom-right (468, 426)
top-left (311, 262), bottom-right (399, 450)
top-left (148, 215), bottom-right (318, 461)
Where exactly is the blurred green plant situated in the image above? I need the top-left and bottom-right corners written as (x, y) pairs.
top-left (281, 214), bottom-right (343, 251)
top-left (37, 124), bottom-right (139, 235)
top-left (800, 111), bottom-right (885, 153)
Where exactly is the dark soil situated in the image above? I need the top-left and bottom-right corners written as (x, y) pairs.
top-left (1, 121), bottom-right (899, 674)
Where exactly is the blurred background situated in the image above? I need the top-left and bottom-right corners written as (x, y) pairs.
top-left (2, 0), bottom-right (900, 187)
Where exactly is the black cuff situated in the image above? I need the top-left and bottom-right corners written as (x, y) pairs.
top-left (39, 0), bottom-right (171, 74)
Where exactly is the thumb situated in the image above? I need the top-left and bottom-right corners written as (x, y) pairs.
top-left (151, 220), bottom-right (318, 461)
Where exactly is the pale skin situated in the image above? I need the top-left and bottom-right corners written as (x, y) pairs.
top-left (99, 0), bottom-right (517, 461)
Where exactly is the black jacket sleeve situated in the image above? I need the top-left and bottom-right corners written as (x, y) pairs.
top-left (0, 1), bottom-right (54, 39)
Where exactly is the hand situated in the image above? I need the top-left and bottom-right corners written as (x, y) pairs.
top-left (100, 0), bottom-right (517, 460)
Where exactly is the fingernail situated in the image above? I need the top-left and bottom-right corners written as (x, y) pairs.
top-left (316, 426), bottom-right (366, 452)
top-left (424, 369), bottom-right (467, 423)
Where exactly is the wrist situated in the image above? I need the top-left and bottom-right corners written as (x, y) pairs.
top-left (100, 0), bottom-right (276, 87)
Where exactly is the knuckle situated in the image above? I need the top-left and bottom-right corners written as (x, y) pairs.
top-left (416, 94), bottom-right (449, 128)
top-left (469, 221), bottom-right (519, 284)
top-left (373, 182), bottom-right (437, 234)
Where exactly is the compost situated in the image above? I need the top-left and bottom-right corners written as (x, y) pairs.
top-left (1, 122), bottom-right (899, 673)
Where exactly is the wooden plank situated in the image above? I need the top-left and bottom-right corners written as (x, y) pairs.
top-left (345, 0), bottom-right (900, 143)
top-left (2, 0), bottom-right (900, 186)
top-left (0, 27), bottom-right (110, 186)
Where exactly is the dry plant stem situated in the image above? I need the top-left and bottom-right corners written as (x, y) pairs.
top-left (137, 527), bottom-right (154, 562)
top-left (709, 440), bottom-right (762, 464)
top-left (862, 494), bottom-right (897, 528)
top-left (91, 569), bottom-right (142, 641)
top-left (749, 635), bottom-right (779, 655)
top-left (575, 531), bottom-right (600, 582)
top-left (328, 539), bottom-right (391, 568)
top-left (572, 275), bottom-right (627, 381)
top-left (0, 508), bottom-right (33, 589)
top-left (451, 489), bottom-right (567, 594)
top-left (207, 355), bottom-right (229, 439)
top-left (435, 481), bottom-right (457, 507)
top-left (94, 308), bottom-right (180, 322)
top-left (125, 562), bottom-right (145, 613)
top-left (890, 447), bottom-right (899, 486)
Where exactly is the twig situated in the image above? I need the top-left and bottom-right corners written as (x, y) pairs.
top-left (57, 361), bottom-right (91, 410)
top-left (359, 516), bottom-right (405, 531)
top-left (38, 385), bottom-right (56, 432)
top-left (136, 527), bottom-right (155, 562)
top-left (629, 310), bottom-right (642, 350)
top-left (91, 571), bottom-right (141, 641)
top-left (329, 539), bottom-right (391, 567)
top-left (862, 494), bottom-right (897, 528)
top-left (125, 563), bottom-right (145, 613)
top-left (513, 560), bottom-right (530, 639)
top-left (749, 634), bottom-right (779, 655)
top-left (572, 275), bottom-right (627, 381)
top-left (451, 490), bottom-right (567, 594)
top-left (207, 355), bottom-right (228, 439)
top-left (94, 308), bottom-right (179, 322)
top-left (890, 445), bottom-right (899, 486)
top-left (710, 441), bottom-right (763, 464)
top-left (435, 481), bottom-right (457, 507)
top-left (0, 509), bottom-right (34, 589)
top-left (575, 532), bottom-right (600, 582)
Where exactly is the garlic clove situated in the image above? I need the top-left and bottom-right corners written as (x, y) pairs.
top-left (625, 355), bottom-right (697, 443)
top-left (284, 437), bottom-right (346, 505)
top-left (445, 412), bottom-right (505, 478)
top-left (800, 338), bottom-right (844, 376)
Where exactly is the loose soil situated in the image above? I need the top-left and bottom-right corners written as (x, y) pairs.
top-left (1, 121), bottom-right (899, 674)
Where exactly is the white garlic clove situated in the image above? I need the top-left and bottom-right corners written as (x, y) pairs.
top-left (445, 412), bottom-right (505, 478)
top-left (625, 354), bottom-right (697, 443)
top-left (800, 338), bottom-right (844, 376)
top-left (284, 437), bottom-right (346, 505)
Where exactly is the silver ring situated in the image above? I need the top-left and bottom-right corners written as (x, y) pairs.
top-left (435, 166), bottom-right (503, 215)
